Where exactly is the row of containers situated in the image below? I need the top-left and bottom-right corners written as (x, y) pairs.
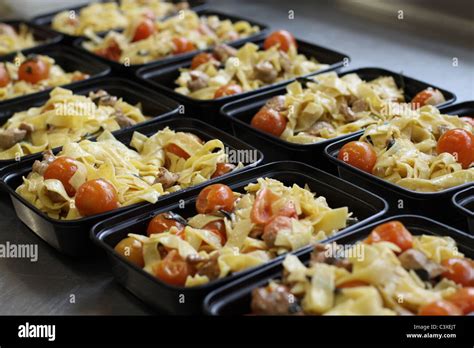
top-left (0, 2), bottom-right (473, 315)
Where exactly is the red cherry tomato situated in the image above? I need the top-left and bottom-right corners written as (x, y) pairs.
top-left (203, 219), bottom-right (227, 245)
top-left (263, 30), bottom-right (297, 52)
top-left (441, 258), bottom-right (474, 286)
top-left (132, 18), bottom-right (155, 42)
top-left (211, 162), bottom-right (236, 179)
top-left (196, 184), bottom-right (235, 214)
top-left (147, 212), bottom-right (185, 237)
top-left (75, 179), bottom-right (119, 217)
top-left (437, 128), bottom-right (474, 169)
top-left (447, 287), bottom-right (474, 314)
top-left (191, 52), bottom-right (214, 69)
top-left (95, 40), bottom-right (122, 61)
top-left (0, 63), bottom-right (10, 87)
top-left (411, 88), bottom-right (444, 108)
top-left (43, 157), bottom-right (79, 197)
top-left (214, 84), bottom-right (243, 99)
top-left (418, 300), bottom-right (462, 316)
top-left (251, 188), bottom-right (279, 225)
top-left (251, 107), bottom-right (287, 137)
top-left (165, 143), bottom-right (190, 159)
top-left (365, 221), bottom-right (413, 252)
top-left (153, 249), bottom-right (193, 286)
top-left (172, 37), bottom-right (196, 55)
top-left (18, 57), bottom-right (50, 84)
top-left (338, 141), bottom-right (377, 173)
top-left (114, 237), bottom-right (144, 267)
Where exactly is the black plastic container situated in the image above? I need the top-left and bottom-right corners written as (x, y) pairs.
top-left (452, 187), bottom-right (474, 235)
top-left (73, 9), bottom-right (268, 73)
top-left (1, 20), bottom-right (63, 56)
top-left (0, 45), bottom-right (111, 107)
top-left (136, 38), bottom-right (348, 122)
top-left (439, 100), bottom-right (474, 117)
top-left (204, 214), bottom-right (474, 316)
top-left (90, 161), bottom-right (388, 314)
top-left (32, 0), bottom-right (208, 42)
top-left (0, 77), bottom-right (180, 167)
top-left (324, 114), bottom-right (473, 228)
top-left (0, 117), bottom-right (263, 257)
top-left (220, 67), bottom-right (456, 172)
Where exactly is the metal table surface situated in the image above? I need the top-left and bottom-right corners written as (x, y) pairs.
top-left (0, 0), bottom-right (472, 315)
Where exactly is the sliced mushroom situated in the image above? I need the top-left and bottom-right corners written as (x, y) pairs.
top-left (0, 128), bottom-right (27, 149)
top-left (310, 244), bottom-right (352, 272)
top-left (398, 249), bottom-right (445, 280)
top-left (114, 109), bottom-right (136, 129)
top-left (265, 95), bottom-right (287, 112)
top-left (307, 121), bottom-right (335, 137)
top-left (154, 167), bottom-right (179, 189)
top-left (196, 252), bottom-right (221, 281)
top-left (212, 44), bottom-right (237, 62)
top-left (251, 284), bottom-right (301, 315)
top-left (32, 150), bottom-right (56, 175)
top-left (254, 61), bottom-right (277, 84)
top-left (18, 122), bottom-right (35, 134)
top-left (187, 70), bottom-right (209, 92)
top-left (89, 90), bottom-right (117, 107)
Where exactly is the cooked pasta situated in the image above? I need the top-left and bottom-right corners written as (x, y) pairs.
top-left (174, 30), bottom-right (329, 100)
top-left (339, 106), bottom-right (474, 192)
top-left (0, 88), bottom-right (148, 159)
top-left (250, 220), bottom-right (472, 316)
top-left (16, 127), bottom-right (241, 220)
top-left (0, 54), bottom-right (89, 102)
top-left (250, 72), bottom-right (449, 144)
top-left (0, 23), bottom-right (39, 56)
top-left (114, 177), bottom-right (352, 287)
top-left (51, 1), bottom-right (191, 36)
top-left (83, 10), bottom-right (260, 64)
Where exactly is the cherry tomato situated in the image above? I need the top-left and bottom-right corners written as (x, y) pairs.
top-left (132, 18), bottom-right (155, 42)
top-left (191, 52), bottom-right (214, 69)
top-left (75, 179), bottom-right (119, 217)
top-left (251, 107), bottom-right (287, 137)
top-left (337, 280), bottom-right (370, 288)
top-left (153, 249), bottom-right (192, 287)
top-left (263, 30), bottom-right (296, 52)
top-left (114, 237), bottom-right (144, 267)
top-left (172, 37), bottom-right (196, 55)
top-left (211, 162), bottom-right (236, 179)
top-left (365, 220), bottom-right (413, 252)
top-left (196, 184), bottom-right (235, 214)
top-left (437, 128), bottom-right (474, 169)
top-left (147, 212), bottom-right (185, 237)
top-left (0, 63), bottom-right (10, 87)
top-left (214, 84), bottom-right (243, 99)
top-left (338, 141), bottom-right (377, 173)
top-left (95, 40), bottom-right (122, 61)
top-left (263, 215), bottom-right (292, 239)
top-left (251, 188), bottom-right (279, 225)
top-left (418, 300), bottom-right (462, 316)
top-left (446, 287), bottom-right (474, 314)
top-left (43, 157), bottom-right (79, 197)
top-left (441, 258), bottom-right (474, 286)
top-left (18, 57), bottom-right (50, 84)
top-left (165, 143), bottom-right (190, 159)
top-left (411, 88), bottom-right (444, 108)
top-left (460, 117), bottom-right (474, 127)
top-left (203, 219), bottom-right (227, 245)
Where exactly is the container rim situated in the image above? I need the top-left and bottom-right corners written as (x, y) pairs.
top-left (452, 186), bottom-right (474, 218)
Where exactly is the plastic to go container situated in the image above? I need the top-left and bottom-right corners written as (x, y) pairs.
top-left (203, 214), bottom-right (474, 316)
top-left (220, 67), bottom-right (456, 173)
top-left (0, 117), bottom-right (262, 257)
top-left (452, 186), bottom-right (474, 235)
top-left (91, 161), bottom-right (387, 314)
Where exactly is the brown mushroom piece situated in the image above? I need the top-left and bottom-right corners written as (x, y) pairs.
top-left (307, 121), bottom-right (335, 137)
top-left (187, 70), bottom-right (209, 92)
top-left (251, 284), bottom-right (301, 315)
top-left (398, 249), bottom-right (445, 280)
top-left (18, 122), bottom-right (35, 134)
top-left (195, 252), bottom-right (221, 281)
top-left (89, 90), bottom-right (117, 107)
top-left (32, 150), bottom-right (56, 175)
top-left (212, 44), bottom-right (237, 62)
top-left (351, 98), bottom-right (369, 113)
top-left (310, 244), bottom-right (352, 271)
top-left (264, 95), bottom-right (287, 112)
top-left (154, 167), bottom-right (179, 189)
top-left (254, 61), bottom-right (277, 84)
top-left (0, 128), bottom-right (27, 149)
top-left (114, 109), bottom-right (136, 129)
